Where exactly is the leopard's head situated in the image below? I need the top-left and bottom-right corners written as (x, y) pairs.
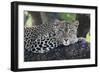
top-left (53, 20), bottom-right (79, 46)
top-left (63, 20), bottom-right (79, 45)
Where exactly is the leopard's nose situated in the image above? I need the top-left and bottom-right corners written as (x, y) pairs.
top-left (65, 39), bottom-right (68, 42)
top-left (63, 39), bottom-right (70, 46)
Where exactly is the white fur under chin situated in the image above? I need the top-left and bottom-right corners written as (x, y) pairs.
top-left (63, 38), bottom-right (79, 46)
top-left (63, 37), bottom-right (86, 46)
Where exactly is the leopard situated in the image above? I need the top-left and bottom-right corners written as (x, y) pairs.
top-left (24, 20), bottom-right (80, 53)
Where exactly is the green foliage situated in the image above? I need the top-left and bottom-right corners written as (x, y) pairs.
top-left (24, 11), bottom-right (32, 27)
top-left (85, 32), bottom-right (90, 43)
top-left (25, 14), bottom-right (32, 27)
top-left (59, 13), bottom-right (76, 23)
top-left (24, 12), bottom-right (77, 27)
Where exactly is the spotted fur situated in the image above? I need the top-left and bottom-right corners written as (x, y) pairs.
top-left (24, 20), bottom-right (79, 53)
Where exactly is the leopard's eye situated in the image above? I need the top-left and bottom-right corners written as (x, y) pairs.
top-left (68, 30), bottom-right (75, 34)
top-left (71, 30), bottom-right (74, 32)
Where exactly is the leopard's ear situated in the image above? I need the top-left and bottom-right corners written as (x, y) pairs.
top-left (53, 19), bottom-right (60, 25)
top-left (73, 20), bottom-right (79, 28)
top-left (74, 20), bottom-right (79, 25)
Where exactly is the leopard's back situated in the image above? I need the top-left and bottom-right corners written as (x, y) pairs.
top-left (24, 23), bottom-right (59, 53)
